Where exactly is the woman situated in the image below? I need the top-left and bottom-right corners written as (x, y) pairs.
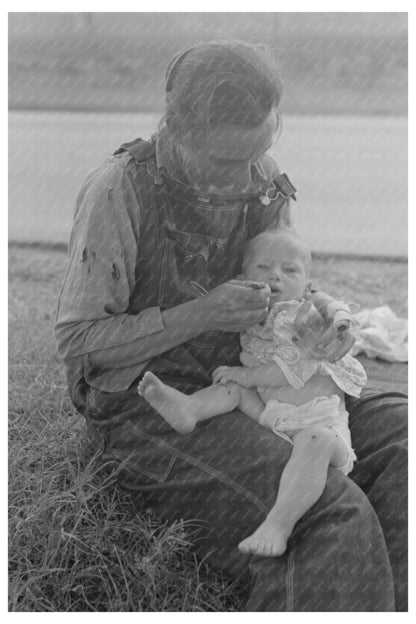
top-left (55, 41), bottom-right (407, 611)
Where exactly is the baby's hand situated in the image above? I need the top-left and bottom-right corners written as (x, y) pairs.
top-left (294, 299), bottom-right (358, 362)
top-left (326, 301), bottom-right (360, 333)
top-left (212, 366), bottom-right (251, 388)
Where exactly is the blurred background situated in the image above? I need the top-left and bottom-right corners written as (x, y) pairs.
top-left (8, 12), bottom-right (408, 256)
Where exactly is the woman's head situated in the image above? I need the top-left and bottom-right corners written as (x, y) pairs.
top-left (163, 40), bottom-right (283, 143)
top-left (160, 41), bottom-right (283, 194)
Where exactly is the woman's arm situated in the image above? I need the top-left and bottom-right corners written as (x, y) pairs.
top-left (85, 281), bottom-right (270, 369)
top-left (57, 278), bottom-right (271, 370)
top-left (87, 297), bottom-right (207, 369)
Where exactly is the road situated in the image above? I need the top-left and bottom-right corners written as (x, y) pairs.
top-left (8, 111), bottom-right (407, 257)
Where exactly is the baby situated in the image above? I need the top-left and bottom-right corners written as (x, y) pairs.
top-left (138, 228), bottom-right (367, 557)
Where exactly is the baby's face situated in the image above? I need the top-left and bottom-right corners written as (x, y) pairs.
top-left (244, 234), bottom-right (311, 303)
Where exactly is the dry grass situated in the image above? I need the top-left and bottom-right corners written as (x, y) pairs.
top-left (8, 246), bottom-right (245, 611)
top-left (8, 244), bottom-right (407, 611)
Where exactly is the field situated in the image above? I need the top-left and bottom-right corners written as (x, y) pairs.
top-left (8, 13), bottom-right (407, 117)
top-left (8, 13), bottom-right (408, 258)
top-left (8, 244), bottom-right (407, 611)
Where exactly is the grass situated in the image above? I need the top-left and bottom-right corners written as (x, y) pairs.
top-left (8, 244), bottom-right (407, 611)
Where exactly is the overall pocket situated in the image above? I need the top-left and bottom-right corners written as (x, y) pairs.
top-left (102, 420), bottom-right (177, 485)
top-left (84, 385), bottom-right (178, 486)
top-left (158, 226), bottom-right (216, 308)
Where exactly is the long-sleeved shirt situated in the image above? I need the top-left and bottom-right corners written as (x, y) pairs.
top-left (55, 134), bottom-right (292, 393)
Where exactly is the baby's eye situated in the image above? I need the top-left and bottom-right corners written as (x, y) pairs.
top-left (284, 267), bottom-right (297, 274)
top-left (257, 264), bottom-right (269, 270)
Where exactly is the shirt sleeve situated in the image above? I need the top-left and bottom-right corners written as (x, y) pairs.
top-left (54, 157), bottom-right (164, 363)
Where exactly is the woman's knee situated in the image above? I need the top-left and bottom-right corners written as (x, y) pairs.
top-left (316, 462), bottom-right (375, 519)
top-left (349, 392), bottom-right (408, 446)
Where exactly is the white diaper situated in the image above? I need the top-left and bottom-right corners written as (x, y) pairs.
top-left (259, 395), bottom-right (357, 475)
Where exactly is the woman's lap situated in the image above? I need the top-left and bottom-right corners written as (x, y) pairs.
top-left (80, 380), bottom-right (401, 610)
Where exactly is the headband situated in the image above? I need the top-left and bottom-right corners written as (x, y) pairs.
top-left (165, 46), bottom-right (197, 92)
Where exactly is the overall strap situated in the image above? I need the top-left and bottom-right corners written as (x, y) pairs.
top-left (274, 173), bottom-right (297, 201)
top-left (114, 137), bottom-right (173, 227)
top-left (114, 137), bottom-right (155, 162)
top-left (260, 173), bottom-right (297, 206)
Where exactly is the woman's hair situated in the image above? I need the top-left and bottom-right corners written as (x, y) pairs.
top-left (161, 40), bottom-right (283, 144)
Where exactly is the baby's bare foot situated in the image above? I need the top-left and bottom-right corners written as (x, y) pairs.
top-left (138, 371), bottom-right (165, 402)
top-left (238, 518), bottom-right (291, 557)
top-left (138, 371), bottom-right (197, 433)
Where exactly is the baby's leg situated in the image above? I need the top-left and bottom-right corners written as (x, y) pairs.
top-left (237, 387), bottom-right (265, 423)
top-left (138, 372), bottom-right (241, 433)
top-left (239, 424), bottom-right (348, 556)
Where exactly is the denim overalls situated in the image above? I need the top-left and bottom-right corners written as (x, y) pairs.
top-left (73, 138), bottom-right (405, 611)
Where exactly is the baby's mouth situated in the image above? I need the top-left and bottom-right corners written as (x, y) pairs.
top-left (269, 288), bottom-right (283, 302)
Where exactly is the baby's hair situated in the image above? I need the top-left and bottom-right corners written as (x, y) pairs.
top-left (243, 227), bottom-right (312, 275)
top-left (161, 39), bottom-right (283, 145)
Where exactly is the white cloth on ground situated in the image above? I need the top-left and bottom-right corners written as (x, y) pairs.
top-left (349, 305), bottom-right (408, 362)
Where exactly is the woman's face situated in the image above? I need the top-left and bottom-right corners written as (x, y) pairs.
top-left (177, 109), bottom-right (279, 194)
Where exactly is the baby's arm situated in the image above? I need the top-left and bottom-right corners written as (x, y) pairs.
top-left (212, 362), bottom-right (289, 389)
top-left (300, 291), bottom-right (358, 361)
top-left (309, 291), bottom-right (354, 331)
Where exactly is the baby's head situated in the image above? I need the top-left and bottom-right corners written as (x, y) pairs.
top-left (242, 227), bottom-right (312, 303)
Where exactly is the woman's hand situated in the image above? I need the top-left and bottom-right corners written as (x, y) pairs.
top-left (200, 280), bottom-right (270, 332)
